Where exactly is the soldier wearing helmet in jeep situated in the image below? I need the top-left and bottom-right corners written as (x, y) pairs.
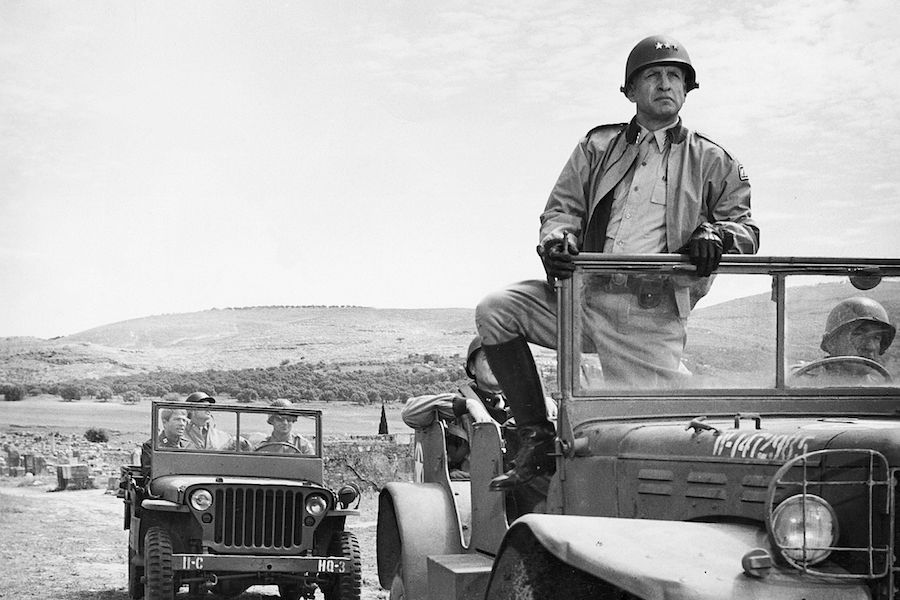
top-left (792, 297), bottom-right (896, 384)
top-left (476, 34), bottom-right (760, 491)
top-left (183, 391), bottom-right (236, 450)
top-left (255, 398), bottom-right (315, 454)
top-left (402, 337), bottom-right (511, 480)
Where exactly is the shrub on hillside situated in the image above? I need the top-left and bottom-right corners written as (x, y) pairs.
top-left (1, 385), bottom-right (25, 402)
top-left (122, 390), bottom-right (141, 404)
top-left (94, 384), bottom-right (114, 402)
top-left (236, 389), bottom-right (260, 403)
top-left (59, 385), bottom-right (81, 402)
top-left (84, 428), bottom-right (110, 443)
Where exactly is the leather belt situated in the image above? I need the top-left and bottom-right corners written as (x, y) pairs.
top-left (595, 274), bottom-right (671, 309)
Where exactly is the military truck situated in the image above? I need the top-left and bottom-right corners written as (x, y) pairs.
top-left (377, 254), bottom-right (900, 600)
top-left (120, 400), bottom-right (362, 600)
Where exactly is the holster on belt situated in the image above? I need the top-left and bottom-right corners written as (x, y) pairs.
top-left (599, 274), bottom-right (671, 310)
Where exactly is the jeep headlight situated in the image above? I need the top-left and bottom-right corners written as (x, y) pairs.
top-left (189, 489), bottom-right (213, 512)
top-left (305, 494), bottom-right (328, 517)
top-left (771, 494), bottom-right (838, 565)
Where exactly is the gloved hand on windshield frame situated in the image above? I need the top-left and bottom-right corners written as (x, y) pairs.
top-left (680, 223), bottom-right (734, 278)
top-left (537, 232), bottom-right (579, 284)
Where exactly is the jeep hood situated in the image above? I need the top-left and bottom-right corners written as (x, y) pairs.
top-left (149, 475), bottom-right (325, 502)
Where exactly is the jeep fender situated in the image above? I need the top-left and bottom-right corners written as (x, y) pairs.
top-left (486, 515), bottom-right (869, 600)
top-left (377, 482), bottom-right (465, 600)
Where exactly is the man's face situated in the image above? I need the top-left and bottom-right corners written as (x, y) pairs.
top-left (470, 350), bottom-right (502, 394)
top-left (188, 407), bottom-right (211, 426)
top-left (163, 410), bottom-right (188, 439)
top-left (830, 322), bottom-right (886, 363)
top-left (271, 414), bottom-right (296, 436)
top-left (626, 65), bottom-right (686, 127)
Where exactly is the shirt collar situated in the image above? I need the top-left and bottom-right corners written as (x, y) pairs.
top-left (625, 117), bottom-right (686, 146)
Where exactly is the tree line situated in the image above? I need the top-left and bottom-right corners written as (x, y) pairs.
top-left (3, 354), bottom-right (473, 404)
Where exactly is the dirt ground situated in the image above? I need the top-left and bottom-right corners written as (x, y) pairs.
top-left (0, 478), bottom-right (387, 600)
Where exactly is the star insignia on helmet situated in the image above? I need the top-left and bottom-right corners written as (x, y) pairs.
top-left (655, 42), bottom-right (663, 49)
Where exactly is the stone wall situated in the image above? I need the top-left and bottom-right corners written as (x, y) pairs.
top-left (1, 429), bottom-right (414, 490)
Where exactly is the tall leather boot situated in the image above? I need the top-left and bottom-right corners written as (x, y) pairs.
top-left (481, 336), bottom-right (556, 490)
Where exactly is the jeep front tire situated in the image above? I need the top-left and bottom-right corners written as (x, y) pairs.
top-left (144, 527), bottom-right (175, 600)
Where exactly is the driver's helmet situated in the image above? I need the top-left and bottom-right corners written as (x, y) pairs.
top-left (464, 335), bottom-right (484, 378)
top-left (820, 297), bottom-right (896, 355)
top-left (268, 398), bottom-right (295, 424)
top-left (620, 35), bottom-right (699, 94)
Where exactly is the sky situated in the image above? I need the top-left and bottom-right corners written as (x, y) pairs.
top-left (2, 0), bottom-right (900, 338)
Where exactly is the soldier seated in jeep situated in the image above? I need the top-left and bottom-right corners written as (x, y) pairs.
top-left (254, 398), bottom-right (315, 454)
top-left (791, 296), bottom-right (896, 385)
top-left (139, 407), bottom-right (193, 474)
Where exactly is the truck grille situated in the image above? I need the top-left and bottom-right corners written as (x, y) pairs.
top-left (212, 487), bottom-right (304, 550)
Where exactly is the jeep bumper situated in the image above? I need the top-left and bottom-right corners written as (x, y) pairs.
top-left (173, 554), bottom-right (349, 574)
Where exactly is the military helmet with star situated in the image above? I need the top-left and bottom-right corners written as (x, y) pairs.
top-left (620, 35), bottom-right (698, 94)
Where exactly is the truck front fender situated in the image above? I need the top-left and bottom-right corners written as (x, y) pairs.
top-left (377, 482), bottom-right (465, 600)
top-left (486, 515), bottom-right (869, 600)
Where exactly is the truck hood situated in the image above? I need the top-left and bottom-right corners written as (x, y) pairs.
top-left (579, 416), bottom-right (900, 464)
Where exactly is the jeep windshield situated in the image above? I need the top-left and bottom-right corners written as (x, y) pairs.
top-left (559, 255), bottom-right (900, 402)
top-left (150, 401), bottom-right (321, 457)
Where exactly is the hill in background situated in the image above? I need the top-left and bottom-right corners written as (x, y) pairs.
top-left (1, 280), bottom-right (898, 386)
top-left (0, 306), bottom-right (477, 383)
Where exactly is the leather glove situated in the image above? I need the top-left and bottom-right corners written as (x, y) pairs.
top-left (680, 223), bottom-right (731, 277)
top-left (537, 232), bottom-right (579, 283)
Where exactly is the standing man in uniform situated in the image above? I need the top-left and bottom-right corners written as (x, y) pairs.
top-left (476, 35), bottom-right (760, 491)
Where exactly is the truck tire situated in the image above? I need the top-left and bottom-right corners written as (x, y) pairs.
top-left (144, 527), bottom-right (175, 600)
top-left (323, 531), bottom-right (362, 600)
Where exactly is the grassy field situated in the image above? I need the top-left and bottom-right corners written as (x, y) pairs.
top-left (0, 394), bottom-right (414, 441)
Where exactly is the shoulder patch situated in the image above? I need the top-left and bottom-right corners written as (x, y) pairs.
top-left (585, 123), bottom-right (627, 138)
top-left (738, 164), bottom-right (749, 181)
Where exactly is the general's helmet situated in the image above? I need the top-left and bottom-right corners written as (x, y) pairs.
top-left (464, 335), bottom-right (484, 378)
top-left (620, 35), bottom-right (698, 94)
top-left (185, 391), bottom-right (215, 404)
top-left (820, 297), bottom-right (895, 355)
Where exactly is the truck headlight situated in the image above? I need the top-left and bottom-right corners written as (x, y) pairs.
top-left (771, 494), bottom-right (838, 565)
top-left (305, 494), bottom-right (328, 517)
top-left (189, 489), bottom-right (213, 511)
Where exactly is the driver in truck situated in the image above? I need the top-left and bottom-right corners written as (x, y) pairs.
top-left (475, 34), bottom-right (760, 492)
top-left (793, 296), bottom-right (896, 384)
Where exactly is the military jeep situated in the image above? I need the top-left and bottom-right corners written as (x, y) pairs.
top-left (377, 254), bottom-right (900, 600)
top-left (121, 401), bottom-right (361, 600)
